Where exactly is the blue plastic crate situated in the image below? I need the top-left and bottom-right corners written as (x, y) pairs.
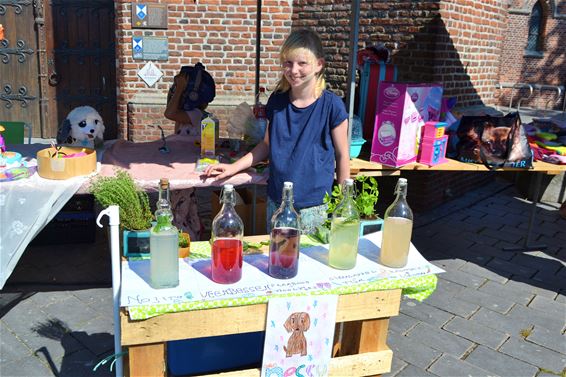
top-left (360, 218), bottom-right (383, 236)
top-left (122, 228), bottom-right (151, 258)
top-left (167, 332), bottom-right (265, 376)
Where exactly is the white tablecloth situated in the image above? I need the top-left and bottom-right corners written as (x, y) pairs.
top-left (0, 171), bottom-right (87, 288)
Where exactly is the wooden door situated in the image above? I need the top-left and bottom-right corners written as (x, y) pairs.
top-left (0, 2), bottom-right (41, 135)
top-left (44, 0), bottom-right (117, 139)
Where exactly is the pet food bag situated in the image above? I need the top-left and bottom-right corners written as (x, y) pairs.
top-left (370, 82), bottom-right (443, 167)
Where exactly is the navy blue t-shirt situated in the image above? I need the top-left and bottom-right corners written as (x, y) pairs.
top-left (266, 90), bottom-right (348, 210)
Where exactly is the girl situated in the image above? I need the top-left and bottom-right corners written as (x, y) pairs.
top-left (205, 28), bottom-right (350, 233)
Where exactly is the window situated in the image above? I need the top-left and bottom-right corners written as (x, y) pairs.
top-left (526, 1), bottom-right (543, 52)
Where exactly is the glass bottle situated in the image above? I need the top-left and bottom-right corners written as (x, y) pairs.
top-left (150, 178), bottom-right (179, 289)
top-left (329, 179), bottom-right (360, 269)
top-left (269, 182), bottom-right (301, 279)
top-left (211, 184), bottom-right (244, 284)
top-left (380, 178), bottom-right (413, 268)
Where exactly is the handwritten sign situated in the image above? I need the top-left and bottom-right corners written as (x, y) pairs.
top-left (261, 296), bottom-right (338, 377)
top-left (120, 232), bottom-right (444, 309)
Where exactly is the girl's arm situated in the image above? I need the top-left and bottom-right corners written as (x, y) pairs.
top-left (204, 127), bottom-right (270, 180)
top-left (164, 73), bottom-right (192, 124)
top-left (331, 119), bottom-right (351, 185)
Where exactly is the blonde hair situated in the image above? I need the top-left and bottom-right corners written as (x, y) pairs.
top-left (274, 29), bottom-right (326, 98)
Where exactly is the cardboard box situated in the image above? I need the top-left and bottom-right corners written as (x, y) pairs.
top-left (370, 82), bottom-right (443, 167)
top-left (211, 187), bottom-right (266, 236)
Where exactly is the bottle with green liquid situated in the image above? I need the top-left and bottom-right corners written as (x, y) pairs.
top-left (150, 178), bottom-right (179, 289)
top-left (329, 179), bottom-right (360, 269)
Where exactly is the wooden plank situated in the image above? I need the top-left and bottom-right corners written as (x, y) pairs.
top-left (127, 343), bottom-right (166, 377)
top-left (350, 157), bottom-right (566, 175)
top-left (339, 318), bottom-right (390, 355)
top-left (121, 289), bottom-right (401, 346)
top-left (194, 349), bottom-right (393, 377)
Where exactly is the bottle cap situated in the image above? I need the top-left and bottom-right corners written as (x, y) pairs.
top-left (344, 178), bottom-right (354, 186)
top-left (398, 178), bottom-right (407, 185)
top-left (224, 184), bottom-right (234, 191)
top-left (283, 181), bottom-right (293, 189)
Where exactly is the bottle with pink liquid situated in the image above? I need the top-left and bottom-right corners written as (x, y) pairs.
top-left (269, 182), bottom-right (301, 279)
top-left (211, 184), bottom-right (244, 284)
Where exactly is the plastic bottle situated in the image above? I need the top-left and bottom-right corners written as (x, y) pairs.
top-left (150, 178), bottom-right (179, 289)
top-left (211, 184), bottom-right (244, 284)
top-left (380, 178), bottom-right (413, 268)
top-left (269, 181), bottom-right (301, 279)
top-left (329, 179), bottom-right (360, 269)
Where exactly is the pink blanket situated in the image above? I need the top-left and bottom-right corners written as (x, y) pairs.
top-left (100, 135), bottom-right (267, 191)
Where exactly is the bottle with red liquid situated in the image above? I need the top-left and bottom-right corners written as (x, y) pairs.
top-left (269, 182), bottom-right (301, 279)
top-left (211, 184), bottom-right (244, 284)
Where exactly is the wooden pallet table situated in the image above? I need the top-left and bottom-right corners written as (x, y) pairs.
top-left (120, 236), bottom-right (405, 377)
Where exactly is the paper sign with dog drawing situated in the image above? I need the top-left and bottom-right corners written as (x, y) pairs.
top-left (261, 295), bottom-right (338, 377)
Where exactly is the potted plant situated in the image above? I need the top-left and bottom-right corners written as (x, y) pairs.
top-left (178, 231), bottom-right (191, 258)
top-left (313, 175), bottom-right (381, 243)
top-left (89, 169), bottom-right (153, 256)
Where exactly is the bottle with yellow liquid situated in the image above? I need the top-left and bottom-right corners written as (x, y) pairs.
top-left (380, 178), bottom-right (413, 268)
top-left (329, 179), bottom-right (360, 269)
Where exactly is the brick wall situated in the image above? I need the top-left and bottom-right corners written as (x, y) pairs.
top-left (114, 0), bottom-right (292, 141)
top-left (114, 0), bottom-right (564, 140)
top-left (496, 0), bottom-right (566, 110)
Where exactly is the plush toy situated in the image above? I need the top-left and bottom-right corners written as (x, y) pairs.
top-left (57, 106), bottom-right (105, 148)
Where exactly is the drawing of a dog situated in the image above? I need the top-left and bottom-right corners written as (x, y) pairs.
top-left (283, 312), bottom-right (310, 357)
top-left (57, 106), bottom-right (105, 148)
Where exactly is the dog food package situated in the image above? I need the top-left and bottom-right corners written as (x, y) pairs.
top-left (370, 82), bottom-right (443, 167)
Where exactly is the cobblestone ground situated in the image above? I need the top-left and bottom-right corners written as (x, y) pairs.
top-left (1, 178), bottom-right (564, 377)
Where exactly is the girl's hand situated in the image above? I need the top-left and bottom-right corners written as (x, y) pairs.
top-left (173, 73), bottom-right (189, 90)
top-left (203, 163), bottom-right (238, 181)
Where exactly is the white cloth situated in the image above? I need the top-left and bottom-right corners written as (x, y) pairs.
top-left (0, 173), bottom-right (87, 288)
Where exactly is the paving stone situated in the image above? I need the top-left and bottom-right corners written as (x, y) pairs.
top-left (71, 317), bottom-right (115, 357)
top-left (400, 299), bottom-right (454, 328)
top-left (71, 288), bottom-right (113, 316)
top-left (508, 304), bottom-right (566, 333)
top-left (526, 325), bottom-right (566, 354)
top-left (509, 252), bottom-right (563, 275)
top-left (57, 348), bottom-right (113, 377)
top-left (478, 280), bottom-right (534, 306)
top-left (1, 297), bottom-right (52, 337)
top-left (458, 262), bottom-right (511, 284)
top-left (503, 279), bottom-right (559, 299)
top-left (382, 356), bottom-right (407, 377)
top-left (1, 355), bottom-right (52, 376)
top-left (386, 331), bottom-right (442, 370)
top-left (528, 295), bottom-right (566, 319)
top-left (23, 326), bottom-right (83, 364)
top-left (462, 232), bottom-right (501, 247)
top-left (443, 316), bottom-right (508, 349)
top-left (468, 244), bottom-right (514, 261)
top-left (457, 287), bottom-right (515, 314)
top-left (424, 290), bottom-right (479, 318)
top-left (389, 313), bottom-right (419, 335)
top-left (487, 257), bottom-right (538, 278)
top-left (27, 291), bottom-right (74, 309)
top-left (499, 336), bottom-right (566, 372)
top-left (428, 354), bottom-right (493, 377)
top-left (41, 295), bottom-right (100, 329)
top-left (0, 322), bottom-right (32, 363)
top-left (490, 202), bottom-right (526, 215)
top-left (438, 269), bottom-right (487, 289)
top-left (430, 257), bottom-right (467, 271)
top-left (465, 344), bottom-right (539, 377)
top-left (470, 307), bottom-right (534, 336)
top-left (442, 246), bottom-right (493, 266)
top-left (394, 364), bottom-right (438, 377)
top-left (481, 227), bottom-right (523, 244)
top-left (406, 322), bottom-right (474, 357)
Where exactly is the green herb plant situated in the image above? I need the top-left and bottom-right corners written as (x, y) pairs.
top-left (311, 176), bottom-right (379, 244)
top-left (89, 169), bottom-right (153, 231)
top-left (178, 232), bottom-right (190, 248)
